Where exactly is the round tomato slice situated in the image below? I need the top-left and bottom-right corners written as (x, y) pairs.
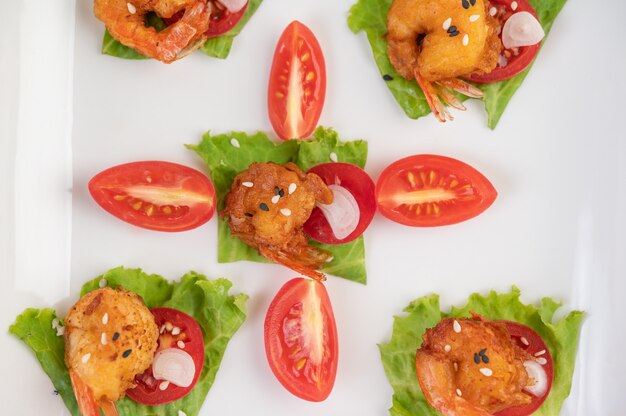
top-left (376, 155), bottom-right (497, 227)
top-left (304, 162), bottom-right (376, 244)
top-left (88, 161), bottom-right (216, 232)
top-left (268, 21), bottom-right (326, 140)
top-left (264, 278), bottom-right (338, 402)
top-left (468, 0), bottom-right (541, 84)
top-left (495, 321), bottom-right (554, 416)
top-left (127, 308), bottom-right (205, 406)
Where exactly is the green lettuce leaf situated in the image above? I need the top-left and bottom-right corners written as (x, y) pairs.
top-left (9, 266), bottom-right (248, 416)
top-left (347, 0), bottom-right (568, 128)
top-left (188, 126), bottom-right (369, 284)
top-left (379, 287), bottom-right (583, 416)
top-left (102, 0), bottom-right (262, 60)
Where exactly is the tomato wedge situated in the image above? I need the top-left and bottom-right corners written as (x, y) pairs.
top-left (264, 278), bottom-right (338, 402)
top-left (304, 162), bottom-right (376, 244)
top-left (89, 161), bottom-right (216, 232)
top-left (468, 0), bottom-right (541, 83)
top-left (126, 308), bottom-right (205, 406)
top-left (268, 21), bottom-right (326, 140)
top-left (376, 155), bottom-right (497, 227)
top-left (496, 321), bottom-right (554, 416)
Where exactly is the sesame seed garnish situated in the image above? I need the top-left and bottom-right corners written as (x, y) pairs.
top-left (511, 1), bottom-right (518, 10)
top-left (474, 353), bottom-right (481, 364)
top-left (159, 381), bottom-right (170, 390)
top-left (112, 332), bottom-right (120, 341)
top-left (259, 203), bottom-right (269, 211)
top-left (470, 14), bottom-right (480, 22)
top-left (56, 326), bottom-right (65, 336)
top-left (101, 332), bottom-right (107, 345)
top-left (122, 349), bottom-right (132, 358)
top-left (489, 6), bottom-right (497, 16)
top-left (461, 0), bottom-right (470, 9)
top-left (382, 74), bottom-right (393, 81)
top-left (536, 357), bottom-right (547, 365)
top-left (98, 279), bottom-right (107, 288)
top-left (280, 208), bottom-right (292, 216)
top-left (177, 340), bottom-right (185, 349)
top-left (102, 313), bottom-right (108, 325)
top-left (165, 322), bottom-right (173, 331)
top-left (230, 138), bottom-right (240, 148)
top-left (479, 368), bottom-right (493, 377)
top-left (453, 362), bottom-right (458, 371)
top-left (160, 325), bottom-right (166, 334)
top-left (288, 183), bottom-right (297, 194)
top-left (52, 319), bottom-right (60, 329)
top-left (329, 152), bottom-right (338, 162)
top-left (521, 337), bottom-right (529, 346)
top-left (242, 181), bottom-right (253, 188)
top-left (172, 327), bottom-right (181, 336)
top-left (127, 2), bottom-right (136, 14)
top-left (456, 388), bottom-right (462, 397)
top-left (326, 256), bottom-right (334, 263)
top-left (444, 344), bottom-right (451, 352)
top-left (534, 349), bottom-right (546, 357)
top-left (82, 353), bottom-right (91, 364)
top-left (443, 17), bottom-right (452, 30)
top-left (244, 213), bottom-right (253, 217)
top-left (453, 320), bottom-right (461, 333)
top-left (462, 34), bottom-right (469, 46)
top-left (271, 195), bottom-right (280, 204)
top-left (178, 411), bottom-right (187, 416)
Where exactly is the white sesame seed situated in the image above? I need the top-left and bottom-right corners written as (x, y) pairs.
top-left (536, 357), bottom-right (547, 365)
top-left (456, 388), bottom-right (462, 397)
top-left (288, 183), bottom-right (297, 194)
top-left (271, 195), bottom-right (280, 204)
top-left (453, 320), bottom-right (461, 333)
top-left (462, 34), bottom-right (469, 46)
top-left (453, 362), bottom-right (458, 371)
top-left (329, 152), bottom-right (338, 162)
top-left (56, 326), bottom-right (65, 336)
top-left (52, 319), bottom-right (60, 329)
top-left (442, 17), bottom-right (452, 30)
top-left (521, 337), bottom-right (529, 346)
top-left (145, 176), bottom-right (152, 183)
top-left (242, 181), bottom-right (254, 188)
top-left (172, 327), bottom-right (181, 336)
top-left (178, 411), bottom-right (187, 416)
top-left (470, 14), bottom-right (480, 22)
top-left (280, 208), bottom-right (292, 216)
top-left (326, 256), bottom-right (334, 263)
top-left (230, 138), bottom-right (240, 148)
top-left (177, 340), bottom-right (185, 349)
top-left (102, 313), bottom-right (108, 325)
top-left (159, 381), bottom-right (170, 390)
top-left (127, 2), bottom-right (136, 14)
top-left (98, 279), bottom-right (107, 288)
top-left (534, 349), bottom-right (546, 357)
top-left (101, 332), bottom-right (107, 345)
top-left (82, 353), bottom-right (91, 364)
top-left (479, 367), bottom-right (493, 377)
top-left (165, 322), bottom-right (173, 331)
top-left (511, 1), bottom-right (518, 10)
top-left (444, 344), bottom-right (451, 352)
top-left (489, 6), bottom-right (497, 16)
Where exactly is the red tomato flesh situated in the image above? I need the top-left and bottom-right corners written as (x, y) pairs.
top-left (495, 321), bottom-right (554, 416)
top-left (88, 161), bottom-right (216, 232)
top-left (126, 308), bottom-right (205, 406)
top-left (268, 21), bottom-right (326, 140)
top-left (469, 0), bottom-right (541, 83)
top-left (304, 162), bottom-right (376, 244)
top-left (376, 155), bottom-right (497, 227)
top-left (264, 278), bottom-right (338, 402)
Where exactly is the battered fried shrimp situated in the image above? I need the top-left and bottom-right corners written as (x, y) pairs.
top-left (94, 0), bottom-right (212, 63)
top-left (387, 0), bottom-right (501, 121)
top-left (223, 162), bottom-right (334, 281)
top-left (415, 313), bottom-right (536, 415)
top-left (65, 287), bottom-right (158, 415)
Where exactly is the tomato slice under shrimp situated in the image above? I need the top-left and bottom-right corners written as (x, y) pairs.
top-left (163, 0), bottom-right (248, 38)
top-left (469, 0), bottom-right (541, 83)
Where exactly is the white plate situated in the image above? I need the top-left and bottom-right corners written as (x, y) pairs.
top-left (1, 0), bottom-right (625, 414)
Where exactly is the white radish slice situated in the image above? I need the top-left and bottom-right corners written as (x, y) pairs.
top-left (152, 348), bottom-right (196, 388)
top-left (502, 12), bottom-right (545, 49)
top-left (316, 184), bottom-right (360, 240)
top-left (523, 360), bottom-right (549, 397)
top-left (219, 0), bottom-right (247, 13)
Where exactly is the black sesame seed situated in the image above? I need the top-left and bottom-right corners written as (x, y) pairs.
top-left (112, 332), bottom-right (120, 341)
top-left (482, 355), bottom-right (490, 364)
top-left (274, 186), bottom-right (280, 195)
top-left (383, 74), bottom-right (393, 81)
top-left (474, 353), bottom-right (481, 364)
top-left (447, 25), bottom-right (458, 34)
top-left (279, 189), bottom-right (285, 197)
top-left (479, 348), bottom-right (487, 356)
top-left (122, 349), bottom-right (132, 358)
top-left (259, 203), bottom-right (269, 211)
top-left (462, 0), bottom-right (470, 9)
top-left (470, 0), bottom-right (476, 5)
top-left (449, 31), bottom-right (460, 37)
top-left (244, 213), bottom-right (253, 217)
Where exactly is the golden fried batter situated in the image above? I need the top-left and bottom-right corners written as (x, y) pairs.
top-left (223, 162), bottom-right (333, 280)
top-left (64, 287), bottom-right (158, 403)
top-left (415, 313), bottom-right (534, 415)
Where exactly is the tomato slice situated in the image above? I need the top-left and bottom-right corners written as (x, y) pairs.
top-left (304, 162), bottom-right (376, 244)
top-left (162, 1), bottom-right (248, 38)
top-left (264, 278), bottom-right (338, 402)
top-left (495, 321), bottom-right (554, 416)
top-left (376, 155), bottom-right (497, 227)
top-left (126, 308), bottom-right (205, 406)
top-left (88, 161), bottom-right (216, 232)
top-left (468, 0), bottom-right (541, 84)
top-left (268, 21), bottom-right (326, 140)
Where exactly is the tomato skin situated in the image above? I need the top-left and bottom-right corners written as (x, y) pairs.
top-left (205, 1), bottom-right (248, 38)
top-left (468, 0), bottom-right (541, 84)
top-left (264, 278), bottom-right (338, 402)
top-left (126, 308), bottom-right (205, 406)
top-left (88, 161), bottom-right (216, 232)
top-left (268, 21), bottom-right (326, 140)
top-left (304, 163), bottom-right (376, 244)
top-left (376, 155), bottom-right (497, 227)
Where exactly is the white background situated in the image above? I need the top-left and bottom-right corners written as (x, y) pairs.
top-left (1, 0), bottom-right (625, 415)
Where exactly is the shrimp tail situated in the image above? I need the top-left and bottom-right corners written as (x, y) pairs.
top-left (415, 71), bottom-right (454, 122)
top-left (70, 369), bottom-right (118, 416)
top-left (438, 78), bottom-right (484, 99)
top-left (259, 246), bottom-right (328, 282)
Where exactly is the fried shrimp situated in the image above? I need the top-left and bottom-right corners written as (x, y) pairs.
top-left (387, 0), bottom-right (500, 121)
top-left (223, 162), bottom-right (334, 281)
top-left (94, 0), bottom-right (212, 63)
top-left (64, 287), bottom-right (159, 415)
top-left (415, 313), bottom-right (538, 415)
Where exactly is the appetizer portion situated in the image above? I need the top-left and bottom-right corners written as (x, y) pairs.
top-left (223, 162), bottom-right (334, 281)
top-left (379, 288), bottom-right (583, 416)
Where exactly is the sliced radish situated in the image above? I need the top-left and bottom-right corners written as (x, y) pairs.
top-left (316, 184), bottom-right (360, 240)
top-left (502, 11), bottom-right (545, 49)
top-left (523, 360), bottom-right (549, 397)
top-left (152, 348), bottom-right (196, 388)
top-left (219, 0), bottom-right (247, 13)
